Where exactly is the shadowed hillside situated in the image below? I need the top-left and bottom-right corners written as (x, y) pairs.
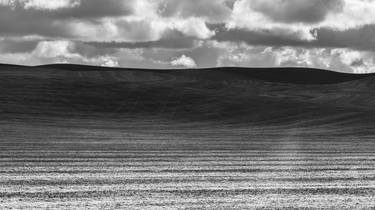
top-left (1, 64), bottom-right (375, 209)
top-left (1, 64), bottom-right (375, 127)
top-left (41, 64), bottom-right (371, 84)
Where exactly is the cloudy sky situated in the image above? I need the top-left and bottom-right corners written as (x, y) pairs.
top-left (1, 0), bottom-right (375, 73)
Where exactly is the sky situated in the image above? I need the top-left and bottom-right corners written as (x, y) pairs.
top-left (0, 0), bottom-right (375, 73)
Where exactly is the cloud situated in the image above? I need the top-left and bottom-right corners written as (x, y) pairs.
top-left (227, 0), bottom-right (375, 42)
top-left (0, 0), bottom-right (375, 73)
top-left (331, 48), bottom-right (375, 73)
top-left (0, 0), bottom-right (137, 38)
top-left (216, 43), bottom-right (375, 73)
top-left (313, 24), bottom-right (375, 51)
top-left (51, 0), bottom-right (136, 18)
top-left (0, 0), bottom-right (14, 7)
top-left (84, 30), bottom-right (198, 49)
top-left (0, 38), bottom-right (38, 53)
top-left (323, 0), bottom-right (375, 29)
top-left (171, 54), bottom-right (197, 68)
top-left (0, 0), bottom-right (81, 10)
top-left (30, 40), bottom-right (120, 66)
top-left (171, 17), bottom-right (215, 39)
top-left (0, 0), bottom-right (135, 16)
top-left (157, 0), bottom-right (233, 23)
top-left (100, 56), bottom-right (119, 67)
top-left (211, 23), bottom-right (375, 53)
top-left (33, 40), bottom-right (77, 58)
top-left (211, 24), bottom-right (309, 47)
top-left (23, 0), bottom-right (80, 10)
top-left (248, 0), bottom-right (344, 24)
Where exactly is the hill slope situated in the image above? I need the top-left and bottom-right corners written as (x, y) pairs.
top-left (0, 64), bottom-right (375, 209)
top-left (1, 64), bottom-right (375, 127)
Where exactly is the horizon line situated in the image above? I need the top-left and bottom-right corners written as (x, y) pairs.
top-left (0, 62), bottom-right (374, 76)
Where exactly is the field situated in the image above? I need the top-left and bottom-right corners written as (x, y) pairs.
top-left (0, 64), bottom-right (375, 209)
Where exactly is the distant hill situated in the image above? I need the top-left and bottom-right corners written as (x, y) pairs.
top-left (0, 63), bottom-right (374, 129)
top-left (38, 64), bottom-right (372, 85)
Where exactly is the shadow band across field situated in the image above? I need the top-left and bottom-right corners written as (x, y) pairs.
top-left (0, 64), bottom-right (375, 209)
top-left (41, 64), bottom-right (371, 84)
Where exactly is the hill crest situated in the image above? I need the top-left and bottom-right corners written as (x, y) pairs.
top-left (0, 63), bottom-right (373, 85)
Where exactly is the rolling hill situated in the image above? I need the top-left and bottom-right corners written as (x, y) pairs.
top-left (0, 64), bottom-right (375, 209)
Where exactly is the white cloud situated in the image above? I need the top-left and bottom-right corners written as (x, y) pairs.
top-left (324, 0), bottom-right (375, 29)
top-left (100, 56), bottom-right (119, 67)
top-left (228, 0), bottom-right (316, 41)
top-left (332, 49), bottom-right (375, 73)
top-left (216, 44), bottom-right (375, 73)
top-left (0, 0), bottom-right (15, 7)
top-left (171, 18), bottom-right (215, 39)
top-left (228, 0), bottom-right (375, 42)
top-left (29, 40), bottom-right (120, 67)
top-left (275, 47), bottom-right (314, 66)
top-left (33, 40), bottom-right (79, 58)
top-left (171, 54), bottom-right (197, 68)
top-left (23, 0), bottom-right (80, 10)
top-left (0, 0), bottom-right (80, 10)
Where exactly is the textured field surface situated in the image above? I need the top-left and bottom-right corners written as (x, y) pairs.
top-left (0, 65), bottom-right (375, 209)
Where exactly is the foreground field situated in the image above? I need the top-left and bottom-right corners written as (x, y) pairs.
top-left (0, 65), bottom-right (375, 209)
